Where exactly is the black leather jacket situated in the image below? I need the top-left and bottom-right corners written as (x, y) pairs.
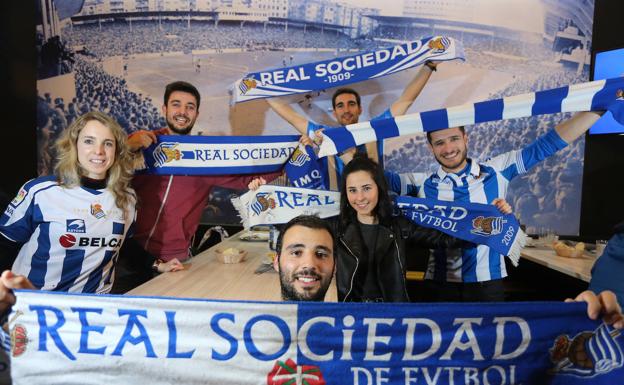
top-left (332, 216), bottom-right (466, 302)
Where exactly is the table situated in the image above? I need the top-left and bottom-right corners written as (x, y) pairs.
top-left (127, 230), bottom-right (338, 301)
top-left (520, 245), bottom-right (597, 282)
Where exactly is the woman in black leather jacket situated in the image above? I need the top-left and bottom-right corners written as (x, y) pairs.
top-left (333, 154), bottom-right (509, 302)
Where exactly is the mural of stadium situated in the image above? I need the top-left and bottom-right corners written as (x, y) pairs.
top-left (36, 0), bottom-right (594, 235)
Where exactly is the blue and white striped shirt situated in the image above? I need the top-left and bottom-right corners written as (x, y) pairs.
top-left (0, 176), bottom-right (135, 293)
top-left (387, 129), bottom-right (568, 282)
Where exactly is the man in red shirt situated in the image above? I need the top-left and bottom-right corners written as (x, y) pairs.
top-left (115, 81), bottom-right (278, 291)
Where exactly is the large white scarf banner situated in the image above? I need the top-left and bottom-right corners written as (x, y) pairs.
top-left (317, 77), bottom-right (624, 157)
top-left (232, 185), bottom-right (340, 228)
top-left (140, 134), bottom-right (300, 175)
top-left (6, 290), bottom-right (624, 384)
top-left (231, 36), bottom-right (465, 104)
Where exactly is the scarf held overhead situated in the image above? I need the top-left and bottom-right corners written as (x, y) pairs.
top-left (231, 36), bottom-right (465, 104)
top-left (396, 196), bottom-right (526, 264)
top-left (8, 290), bottom-right (624, 385)
top-left (140, 134), bottom-right (300, 175)
top-left (317, 76), bottom-right (624, 157)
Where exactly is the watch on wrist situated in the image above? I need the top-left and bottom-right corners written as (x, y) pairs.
top-left (425, 61), bottom-right (437, 71)
top-left (152, 259), bottom-right (164, 273)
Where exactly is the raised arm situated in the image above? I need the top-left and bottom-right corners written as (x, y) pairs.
top-left (555, 111), bottom-right (603, 144)
top-left (390, 62), bottom-right (438, 117)
top-left (266, 97), bottom-right (309, 135)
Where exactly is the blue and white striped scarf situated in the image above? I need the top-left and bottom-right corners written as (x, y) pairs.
top-left (231, 36), bottom-right (464, 103)
top-left (318, 77), bottom-right (624, 157)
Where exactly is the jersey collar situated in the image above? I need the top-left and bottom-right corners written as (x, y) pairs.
top-left (435, 159), bottom-right (480, 184)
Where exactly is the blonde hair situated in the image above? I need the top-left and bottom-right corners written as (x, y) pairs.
top-left (54, 111), bottom-right (135, 211)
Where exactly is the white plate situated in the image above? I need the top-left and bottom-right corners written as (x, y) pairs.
top-left (240, 231), bottom-right (269, 242)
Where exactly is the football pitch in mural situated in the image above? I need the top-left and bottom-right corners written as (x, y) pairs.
top-left (36, 0), bottom-right (595, 235)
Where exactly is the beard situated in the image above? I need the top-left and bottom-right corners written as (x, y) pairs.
top-left (167, 116), bottom-right (195, 135)
top-left (435, 148), bottom-right (468, 172)
top-left (279, 267), bottom-right (331, 302)
top-left (337, 113), bottom-right (358, 126)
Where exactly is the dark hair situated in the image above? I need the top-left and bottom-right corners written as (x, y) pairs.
top-left (164, 81), bottom-right (201, 108)
top-left (426, 126), bottom-right (466, 144)
top-left (276, 215), bottom-right (335, 260)
top-left (332, 88), bottom-right (361, 109)
top-left (339, 153), bottom-right (393, 227)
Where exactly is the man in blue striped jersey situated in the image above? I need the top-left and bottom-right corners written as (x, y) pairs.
top-left (267, 62), bottom-right (440, 189)
top-left (386, 111), bottom-right (604, 302)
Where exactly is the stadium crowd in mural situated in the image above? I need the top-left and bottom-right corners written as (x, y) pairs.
top-left (1, 0), bottom-right (624, 383)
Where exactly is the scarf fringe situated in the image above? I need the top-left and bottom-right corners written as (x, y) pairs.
top-left (507, 229), bottom-right (527, 266)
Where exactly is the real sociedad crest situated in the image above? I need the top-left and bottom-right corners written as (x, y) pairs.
top-left (251, 192), bottom-right (276, 216)
top-left (153, 142), bottom-right (182, 167)
top-left (428, 36), bottom-right (451, 54)
top-left (549, 323), bottom-right (623, 378)
top-left (471, 216), bottom-right (504, 236)
top-left (288, 146), bottom-right (310, 167)
top-left (90, 203), bottom-right (106, 219)
top-left (239, 77), bottom-right (258, 95)
top-left (266, 358), bottom-right (325, 385)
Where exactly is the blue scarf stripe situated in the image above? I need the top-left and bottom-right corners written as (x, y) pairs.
top-left (318, 77), bottom-right (624, 158)
top-left (591, 77), bottom-right (619, 111)
top-left (532, 86), bottom-right (569, 115)
top-left (475, 99), bottom-right (504, 122)
top-left (420, 108), bottom-right (450, 132)
top-left (370, 117), bottom-right (400, 140)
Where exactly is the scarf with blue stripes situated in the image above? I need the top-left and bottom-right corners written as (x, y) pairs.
top-left (317, 77), bottom-right (624, 157)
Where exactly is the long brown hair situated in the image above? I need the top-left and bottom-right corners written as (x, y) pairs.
top-left (54, 111), bottom-right (135, 211)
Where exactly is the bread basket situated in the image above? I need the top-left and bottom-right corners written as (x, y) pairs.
top-left (215, 247), bottom-right (248, 264)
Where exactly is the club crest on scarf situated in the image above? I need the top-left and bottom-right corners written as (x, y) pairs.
top-left (239, 77), bottom-right (258, 95)
top-left (549, 323), bottom-right (623, 378)
top-left (471, 216), bottom-right (505, 236)
top-left (288, 146), bottom-right (310, 167)
top-left (153, 142), bottom-right (182, 167)
top-left (251, 192), bottom-right (276, 215)
top-left (428, 36), bottom-right (451, 53)
top-left (10, 324), bottom-right (28, 358)
top-left (267, 359), bottom-right (325, 385)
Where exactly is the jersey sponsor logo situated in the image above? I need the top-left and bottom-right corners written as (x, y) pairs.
top-left (66, 219), bottom-right (86, 233)
top-left (11, 188), bottom-right (27, 207)
top-left (59, 234), bottom-right (76, 248)
top-left (59, 234), bottom-right (123, 248)
top-left (90, 203), bottom-right (106, 219)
